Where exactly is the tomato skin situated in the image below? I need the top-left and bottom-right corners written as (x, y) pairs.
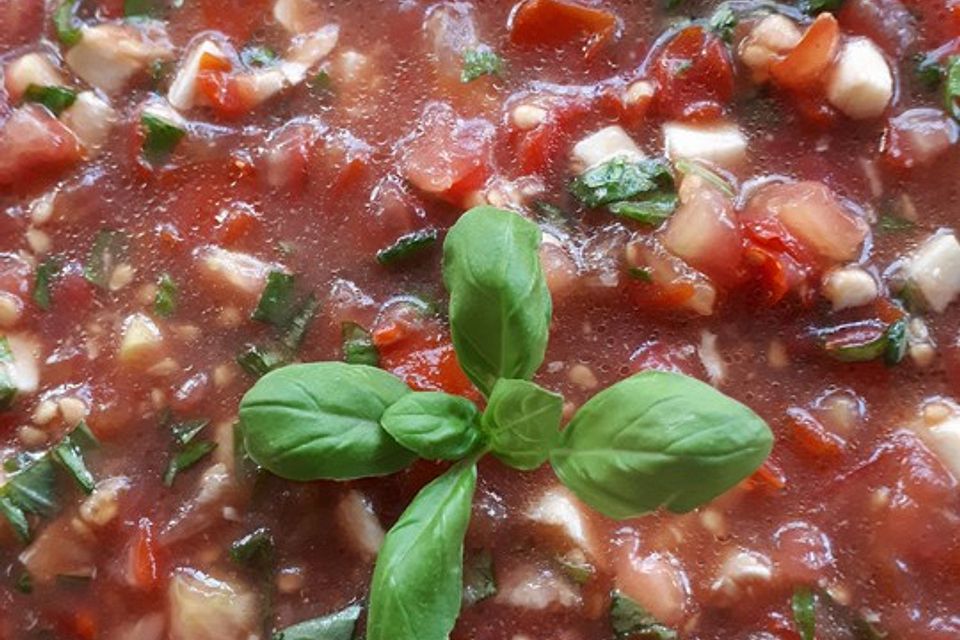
top-left (769, 13), bottom-right (840, 91)
top-left (128, 518), bottom-right (164, 591)
top-left (509, 0), bottom-right (618, 59)
top-left (652, 27), bottom-right (734, 122)
top-left (0, 105), bottom-right (82, 188)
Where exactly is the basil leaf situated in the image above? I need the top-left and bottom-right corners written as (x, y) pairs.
top-left (163, 440), bottom-right (216, 486)
top-left (83, 229), bottom-right (126, 289)
top-left (237, 343), bottom-right (290, 378)
top-left (281, 294), bottom-right (318, 351)
top-left (461, 47), bottom-right (503, 83)
top-left (252, 271), bottom-right (296, 327)
top-left (54, 0), bottom-right (83, 46)
top-left (274, 604), bottom-right (362, 640)
top-left (611, 590), bottom-right (677, 640)
top-left (376, 228), bottom-right (439, 265)
top-left (877, 212), bottom-right (914, 233)
top-left (569, 158), bottom-right (673, 208)
top-left (0, 496), bottom-right (30, 543)
top-left (481, 379), bottom-right (562, 471)
top-left (607, 194), bottom-right (677, 226)
top-left (442, 206), bottom-right (551, 397)
top-left (154, 272), bottom-right (177, 317)
top-left (33, 257), bottom-right (62, 311)
top-left (550, 371), bottom-right (773, 519)
top-left (141, 112), bottom-right (185, 163)
top-left (23, 85), bottom-right (77, 116)
top-left (380, 391), bottom-right (482, 460)
top-left (367, 461), bottom-right (477, 640)
top-left (792, 587), bottom-right (816, 640)
top-left (946, 56), bottom-right (960, 120)
top-left (462, 549), bottom-right (497, 606)
top-left (0, 454), bottom-right (58, 540)
top-left (240, 45), bottom-right (278, 69)
top-left (341, 322), bottom-right (379, 366)
top-left (708, 5), bottom-right (737, 43)
top-left (169, 418), bottom-right (209, 446)
top-left (239, 362), bottom-right (416, 480)
top-left (884, 318), bottom-right (908, 365)
top-left (0, 338), bottom-right (16, 410)
top-left (801, 0), bottom-right (844, 14)
top-left (124, 0), bottom-right (163, 16)
top-left (51, 421), bottom-right (99, 494)
top-left (230, 527), bottom-right (274, 569)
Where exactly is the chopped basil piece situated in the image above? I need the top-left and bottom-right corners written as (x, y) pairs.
top-left (124, 0), bottom-right (163, 16)
top-left (792, 587), bottom-right (816, 640)
top-left (51, 422), bottom-right (99, 494)
top-left (22, 85), bottom-right (77, 116)
top-left (252, 271), bottom-right (297, 327)
top-left (237, 344), bottom-right (289, 378)
top-left (462, 549), bottom-right (497, 606)
top-left (341, 322), bottom-right (379, 366)
top-left (569, 157), bottom-right (674, 208)
top-left (230, 527), bottom-right (275, 569)
top-left (54, 0), bottom-right (83, 46)
top-left (801, 0), bottom-right (844, 15)
top-left (0, 454), bottom-right (58, 541)
top-left (461, 47), bottom-right (503, 83)
top-left (309, 70), bottom-right (333, 94)
top-left (557, 553), bottom-right (595, 584)
top-left (169, 418), bottom-right (209, 446)
top-left (945, 56), bottom-right (960, 120)
top-left (608, 194), bottom-right (678, 226)
top-left (141, 112), bottom-right (186, 164)
top-left (532, 200), bottom-right (577, 235)
top-left (33, 257), bottom-right (61, 311)
top-left (708, 5), bottom-right (737, 42)
top-left (15, 571), bottom-right (33, 594)
top-left (877, 212), bottom-right (914, 233)
top-left (915, 53), bottom-right (944, 90)
top-left (610, 590), bottom-right (678, 640)
top-left (884, 318), bottom-right (908, 365)
top-left (818, 320), bottom-right (889, 362)
top-left (0, 496), bottom-right (30, 543)
top-left (377, 228), bottom-right (439, 265)
top-left (273, 604), bottom-right (363, 640)
top-left (154, 272), bottom-right (177, 317)
top-left (0, 338), bottom-right (15, 409)
top-left (163, 440), bottom-right (217, 486)
top-left (241, 45), bottom-right (278, 69)
top-left (282, 294), bottom-right (318, 351)
top-left (83, 229), bottom-right (126, 289)
top-left (627, 266), bottom-right (653, 282)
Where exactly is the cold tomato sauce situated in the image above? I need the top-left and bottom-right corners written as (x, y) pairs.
top-left (0, 0), bottom-right (959, 638)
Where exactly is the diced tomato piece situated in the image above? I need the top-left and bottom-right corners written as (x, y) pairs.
top-left (0, 105), bottom-right (82, 187)
top-left (508, 97), bottom-right (589, 174)
top-left (652, 26), bottom-right (734, 122)
top-left (196, 70), bottom-right (258, 119)
top-left (788, 408), bottom-right (846, 457)
top-left (783, 88), bottom-right (842, 129)
top-left (882, 108), bottom-right (959, 170)
top-left (401, 102), bottom-right (494, 205)
top-left (744, 458), bottom-right (787, 491)
top-left (509, 0), bottom-right (619, 59)
top-left (128, 517), bottom-right (163, 591)
top-left (49, 263), bottom-right (96, 313)
top-left (769, 13), bottom-right (840, 91)
top-left (55, 609), bottom-right (98, 640)
top-left (742, 241), bottom-right (812, 305)
top-left (214, 204), bottom-right (260, 245)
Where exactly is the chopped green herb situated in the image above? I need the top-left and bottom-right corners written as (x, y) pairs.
top-left (557, 553), bottom-right (595, 584)
top-left (0, 337), bottom-right (17, 411)
top-left (610, 590), bottom-right (678, 640)
top-left (230, 527), bottom-right (275, 569)
top-left (569, 157), bottom-right (674, 208)
top-left (608, 194), bottom-right (678, 226)
top-left (675, 158), bottom-right (735, 196)
top-left (945, 56), bottom-right (960, 120)
top-left (253, 271), bottom-right (297, 327)
top-left (15, 571), bottom-right (33, 594)
top-left (169, 418), bottom-right (209, 446)
top-left (282, 294), bottom-right (318, 351)
top-left (33, 257), bottom-right (62, 311)
top-left (801, 0), bottom-right (845, 14)
top-left (0, 496), bottom-right (30, 543)
top-left (817, 319), bottom-right (908, 366)
top-left (461, 48), bottom-right (503, 83)
top-left (308, 70), bottom-right (333, 94)
top-left (877, 212), bottom-right (915, 233)
top-left (0, 454), bottom-right (58, 541)
top-left (163, 440), bottom-right (217, 486)
top-left (792, 587), bottom-right (816, 640)
top-left (884, 318), bottom-right (908, 365)
top-left (342, 322), bottom-right (379, 366)
top-left (22, 85), bottom-right (77, 116)
top-left (141, 112), bottom-right (186, 164)
top-left (273, 604), bottom-right (362, 640)
top-left (708, 5), bottom-right (737, 43)
top-left (54, 0), bottom-right (83, 47)
top-left (532, 200), bottom-right (577, 234)
top-left (237, 344), bottom-right (289, 378)
top-left (376, 228), bottom-right (439, 265)
top-left (462, 549), bottom-right (497, 606)
top-left (83, 229), bottom-right (126, 289)
top-left (51, 421), bottom-right (99, 494)
top-left (154, 272), bottom-right (177, 317)
top-left (241, 45), bottom-right (279, 69)
top-left (124, 0), bottom-right (162, 16)
top-left (627, 266), bottom-right (654, 282)
top-left (915, 53), bottom-right (944, 91)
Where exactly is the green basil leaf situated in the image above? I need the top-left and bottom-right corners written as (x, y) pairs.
top-left (481, 379), bottom-right (562, 471)
top-left (376, 228), bottom-right (439, 265)
top-left (461, 47), bottom-right (503, 83)
top-left (462, 549), bottom-right (497, 607)
top-left (236, 343), bottom-right (290, 378)
top-left (163, 440), bottom-right (216, 486)
top-left (281, 293), bottom-right (318, 351)
top-left (341, 322), bottom-right (379, 366)
top-left (154, 272), bottom-right (177, 317)
top-left (273, 604), bottom-right (362, 640)
top-left (83, 229), bottom-right (127, 289)
top-left (33, 257), bottom-right (62, 311)
top-left (229, 527), bottom-right (274, 569)
top-left (367, 461), bottom-right (477, 640)
top-left (550, 371), bottom-right (773, 519)
top-left (707, 5), bottom-right (737, 43)
top-left (442, 206), bottom-right (551, 397)
top-left (945, 56), bottom-right (960, 120)
top-left (252, 271), bottom-right (297, 327)
top-left (380, 391), bottom-right (482, 460)
top-left (239, 362), bottom-right (416, 480)
top-left (611, 590), bottom-right (678, 640)
top-left (569, 157), bottom-right (673, 208)
top-left (607, 194), bottom-right (677, 226)
top-left (884, 318), bottom-right (908, 365)
top-left (141, 112), bottom-right (185, 163)
top-left (0, 454), bottom-right (58, 540)
top-left (23, 85), bottom-right (77, 116)
top-left (816, 320), bottom-right (889, 363)
top-left (54, 0), bottom-right (83, 46)
top-left (51, 421), bottom-right (99, 494)
top-left (0, 495), bottom-right (30, 543)
top-left (792, 587), bottom-right (816, 640)
top-left (169, 418), bottom-right (209, 446)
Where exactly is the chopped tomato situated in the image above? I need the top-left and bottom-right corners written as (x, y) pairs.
top-left (196, 70), bottom-right (258, 120)
top-left (744, 458), bottom-right (787, 491)
top-left (882, 108), bottom-right (959, 170)
top-left (652, 26), bottom-right (734, 122)
top-left (128, 517), bottom-right (163, 591)
top-left (788, 408), bottom-right (846, 457)
top-left (401, 102), bottom-right (494, 205)
top-left (0, 105), bottom-right (82, 187)
top-left (769, 13), bottom-right (840, 91)
top-left (508, 97), bottom-right (589, 174)
top-left (509, 0), bottom-right (619, 59)
top-left (214, 204), bottom-right (260, 245)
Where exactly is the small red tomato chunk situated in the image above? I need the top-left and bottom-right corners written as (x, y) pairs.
top-left (769, 13), bottom-right (840, 90)
top-left (509, 0), bottom-right (618, 58)
top-left (0, 105), bottom-right (82, 186)
top-left (652, 26), bottom-right (734, 122)
top-left (401, 102), bottom-right (494, 205)
top-left (882, 108), bottom-right (959, 170)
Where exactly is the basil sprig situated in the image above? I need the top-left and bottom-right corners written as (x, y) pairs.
top-left (238, 206), bottom-right (773, 640)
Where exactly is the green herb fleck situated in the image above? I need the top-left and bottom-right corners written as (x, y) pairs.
top-left (376, 228), bottom-right (439, 265)
top-left (230, 527), bottom-right (275, 569)
top-left (462, 549), bottom-right (497, 606)
top-left (944, 56), bottom-right (960, 120)
top-left (163, 440), bottom-right (217, 486)
top-left (51, 421), bottom-right (99, 494)
top-left (169, 418), bottom-right (209, 446)
top-left (915, 53), bottom-right (944, 91)
top-left (341, 322), bottom-right (379, 366)
top-left (154, 272), bottom-right (177, 317)
top-left (15, 571), bottom-right (32, 594)
top-left (22, 85), bottom-right (77, 116)
top-left (608, 195), bottom-right (677, 226)
top-left (33, 257), bottom-right (62, 311)
top-left (792, 587), bottom-right (816, 640)
top-left (237, 344), bottom-right (289, 378)
top-left (461, 48), bottom-right (503, 83)
top-left (241, 45), bottom-right (278, 69)
top-left (877, 212), bottom-right (915, 233)
top-left (627, 266), bottom-right (653, 282)
top-left (141, 112), bottom-right (186, 164)
top-left (610, 590), bottom-right (678, 640)
top-left (252, 271), bottom-right (297, 327)
top-left (83, 229), bottom-right (126, 289)
top-left (569, 157), bottom-right (674, 208)
top-left (54, 0), bottom-right (83, 47)
top-left (708, 5), bottom-right (738, 43)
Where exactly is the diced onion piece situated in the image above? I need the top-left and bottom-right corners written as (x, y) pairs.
top-left (79, 476), bottom-right (130, 527)
top-left (119, 313), bottom-right (164, 365)
top-left (526, 486), bottom-right (596, 557)
top-left (917, 410), bottom-right (960, 481)
top-left (195, 245), bottom-right (278, 298)
top-left (336, 490), bottom-right (385, 558)
top-left (496, 564), bottom-right (580, 610)
top-left (737, 14), bottom-right (802, 83)
top-left (3, 333), bottom-right (40, 396)
top-left (615, 552), bottom-right (689, 626)
top-left (4, 52), bottom-right (64, 101)
top-left (281, 23), bottom-right (339, 85)
top-left (821, 265), bottom-right (878, 310)
top-left (571, 125), bottom-right (643, 173)
top-left (901, 231), bottom-right (960, 313)
top-left (273, 0), bottom-right (324, 33)
top-left (167, 39), bottom-right (230, 111)
top-left (65, 22), bottom-right (174, 94)
top-left (698, 329), bottom-right (726, 387)
top-left (710, 549), bottom-right (773, 604)
top-left (19, 519), bottom-right (95, 583)
top-left (167, 569), bottom-right (259, 640)
top-left (60, 91), bottom-right (117, 154)
top-left (663, 121), bottom-right (747, 168)
top-left (825, 38), bottom-right (893, 120)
